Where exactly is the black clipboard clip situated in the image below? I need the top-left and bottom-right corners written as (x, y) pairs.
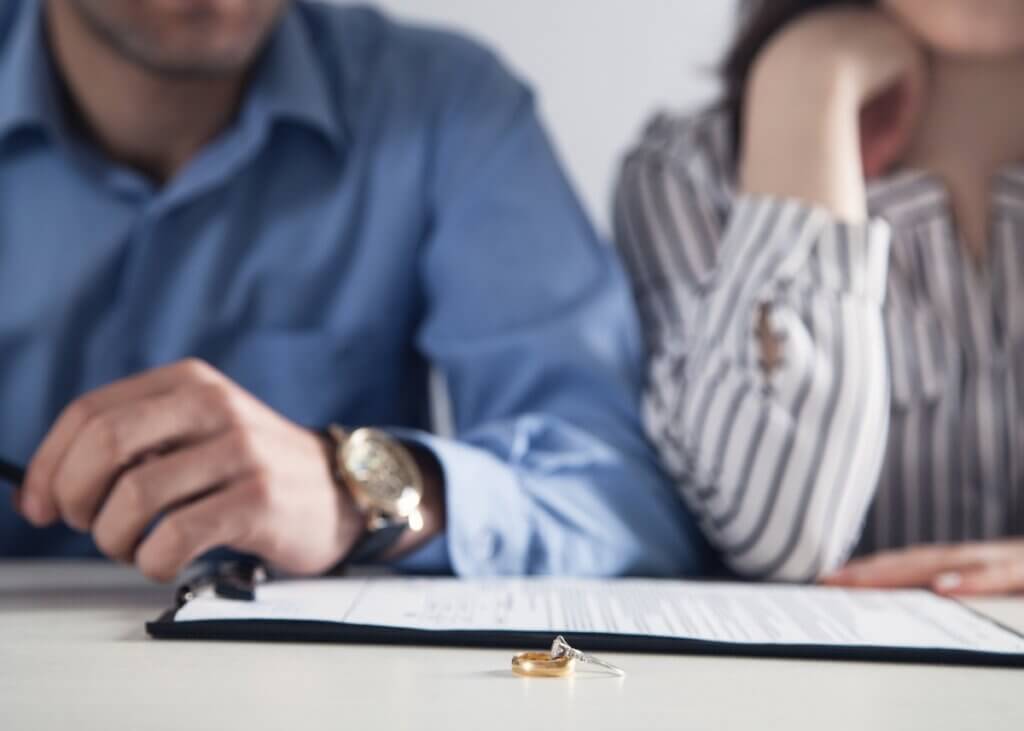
top-left (175, 559), bottom-right (268, 607)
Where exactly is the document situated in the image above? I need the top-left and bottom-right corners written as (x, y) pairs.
top-left (173, 577), bottom-right (1024, 656)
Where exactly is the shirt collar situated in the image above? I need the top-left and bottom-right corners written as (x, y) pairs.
top-left (0, 1), bottom-right (64, 141)
top-left (0, 2), bottom-right (347, 156)
top-left (867, 164), bottom-right (1024, 229)
top-left (866, 170), bottom-right (950, 230)
top-left (991, 165), bottom-right (1024, 217)
top-left (243, 6), bottom-right (347, 156)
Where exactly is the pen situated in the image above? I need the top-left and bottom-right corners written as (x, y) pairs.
top-left (0, 457), bottom-right (25, 487)
top-left (175, 559), bottom-right (267, 607)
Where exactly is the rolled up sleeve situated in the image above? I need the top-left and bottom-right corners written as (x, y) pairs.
top-left (615, 118), bottom-right (894, 581)
top-left (394, 44), bottom-right (709, 577)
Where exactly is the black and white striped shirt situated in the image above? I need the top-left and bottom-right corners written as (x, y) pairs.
top-left (614, 109), bottom-right (1024, 581)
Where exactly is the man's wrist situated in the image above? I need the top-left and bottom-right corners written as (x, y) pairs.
top-left (322, 428), bottom-right (446, 565)
top-left (312, 430), bottom-right (367, 564)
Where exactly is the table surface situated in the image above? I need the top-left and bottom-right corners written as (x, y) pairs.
top-left (3, 561), bottom-right (1023, 731)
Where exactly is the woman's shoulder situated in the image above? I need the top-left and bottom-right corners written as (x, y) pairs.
top-left (622, 106), bottom-right (737, 186)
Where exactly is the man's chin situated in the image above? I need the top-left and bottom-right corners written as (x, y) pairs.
top-left (119, 47), bottom-right (257, 80)
top-left (60, 0), bottom-right (284, 81)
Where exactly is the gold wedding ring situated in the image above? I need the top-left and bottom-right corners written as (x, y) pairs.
top-left (511, 636), bottom-right (626, 678)
top-left (511, 651), bottom-right (576, 678)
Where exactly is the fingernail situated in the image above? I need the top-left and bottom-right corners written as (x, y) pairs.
top-left (935, 572), bottom-right (962, 592)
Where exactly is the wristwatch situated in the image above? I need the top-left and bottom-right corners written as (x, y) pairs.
top-left (326, 425), bottom-right (425, 563)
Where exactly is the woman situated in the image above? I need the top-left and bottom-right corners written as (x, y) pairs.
top-left (616, 0), bottom-right (1024, 594)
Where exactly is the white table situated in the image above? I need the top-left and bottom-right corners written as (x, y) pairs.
top-left (2, 561), bottom-right (1023, 731)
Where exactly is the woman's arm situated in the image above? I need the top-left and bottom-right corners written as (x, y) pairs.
top-left (742, 8), bottom-right (926, 219)
top-left (616, 9), bottom-right (925, 582)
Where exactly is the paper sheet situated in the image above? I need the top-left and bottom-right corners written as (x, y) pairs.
top-left (174, 577), bottom-right (1024, 654)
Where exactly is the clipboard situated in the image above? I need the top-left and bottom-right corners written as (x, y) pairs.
top-left (146, 565), bottom-right (1024, 669)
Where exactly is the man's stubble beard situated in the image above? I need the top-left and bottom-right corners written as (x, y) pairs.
top-left (61, 0), bottom-right (272, 80)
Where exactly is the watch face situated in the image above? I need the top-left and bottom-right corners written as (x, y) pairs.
top-left (341, 429), bottom-right (422, 515)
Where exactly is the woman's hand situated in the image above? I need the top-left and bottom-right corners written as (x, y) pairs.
top-left (741, 7), bottom-right (928, 221)
top-left (823, 541), bottom-right (1024, 596)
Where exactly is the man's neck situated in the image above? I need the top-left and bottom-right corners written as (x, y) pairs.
top-left (46, 1), bottom-right (246, 184)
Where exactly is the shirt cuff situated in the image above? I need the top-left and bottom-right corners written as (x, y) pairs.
top-left (722, 195), bottom-right (892, 303)
top-left (386, 427), bottom-right (529, 576)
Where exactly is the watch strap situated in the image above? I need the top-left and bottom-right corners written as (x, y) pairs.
top-left (345, 521), bottom-right (407, 565)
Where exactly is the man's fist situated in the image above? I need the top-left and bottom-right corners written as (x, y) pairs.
top-left (18, 359), bottom-right (364, 581)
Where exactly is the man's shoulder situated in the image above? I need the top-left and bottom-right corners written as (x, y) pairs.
top-left (295, 2), bottom-right (524, 107)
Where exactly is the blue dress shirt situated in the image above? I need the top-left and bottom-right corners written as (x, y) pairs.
top-left (0, 0), bottom-right (707, 575)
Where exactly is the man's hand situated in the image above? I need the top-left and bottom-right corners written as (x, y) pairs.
top-left (17, 359), bottom-right (365, 582)
top-left (823, 541), bottom-right (1024, 596)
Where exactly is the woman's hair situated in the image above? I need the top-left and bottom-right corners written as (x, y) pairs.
top-left (722, 0), bottom-right (876, 135)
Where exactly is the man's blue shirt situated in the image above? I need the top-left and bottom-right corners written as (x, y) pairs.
top-left (0, 0), bottom-right (707, 575)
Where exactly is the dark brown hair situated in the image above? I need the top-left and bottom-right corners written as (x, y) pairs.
top-left (722, 0), bottom-right (876, 136)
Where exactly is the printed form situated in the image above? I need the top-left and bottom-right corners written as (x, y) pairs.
top-left (175, 577), bottom-right (1024, 655)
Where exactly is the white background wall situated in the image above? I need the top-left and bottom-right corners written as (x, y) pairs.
top-left (334, 1), bottom-right (739, 231)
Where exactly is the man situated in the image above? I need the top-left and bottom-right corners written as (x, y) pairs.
top-left (1, 0), bottom-right (707, 581)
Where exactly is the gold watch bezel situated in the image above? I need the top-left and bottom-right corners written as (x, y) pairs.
top-left (328, 426), bottom-right (425, 531)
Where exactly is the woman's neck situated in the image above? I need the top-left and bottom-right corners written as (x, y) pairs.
top-left (907, 54), bottom-right (1024, 173)
top-left (903, 53), bottom-right (1024, 261)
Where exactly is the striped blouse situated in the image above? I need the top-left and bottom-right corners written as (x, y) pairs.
top-left (614, 109), bottom-right (1024, 582)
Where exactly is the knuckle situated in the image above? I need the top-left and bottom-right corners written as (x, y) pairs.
top-left (227, 426), bottom-right (260, 465)
top-left (64, 395), bottom-right (99, 430)
top-left (937, 544), bottom-right (964, 564)
top-left (89, 412), bottom-right (126, 465)
top-left (975, 543), bottom-right (1004, 563)
top-left (242, 473), bottom-right (274, 511)
top-left (178, 357), bottom-right (216, 382)
top-left (901, 545), bottom-right (930, 563)
top-left (198, 378), bottom-right (232, 410)
top-left (196, 381), bottom-right (244, 426)
top-left (60, 490), bottom-right (96, 532)
top-left (117, 469), bottom-right (151, 516)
